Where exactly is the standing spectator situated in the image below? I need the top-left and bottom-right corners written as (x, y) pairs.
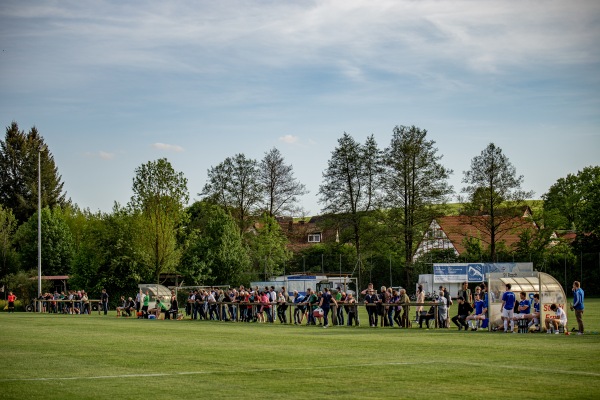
top-left (345, 293), bottom-right (358, 326)
top-left (7, 291), bottom-right (16, 313)
top-left (306, 289), bottom-right (318, 325)
top-left (141, 289), bottom-right (150, 317)
top-left (451, 296), bottom-right (473, 330)
top-left (81, 291), bottom-right (90, 314)
top-left (437, 288), bottom-right (448, 328)
top-left (167, 294), bottom-right (178, 320)
top-left (135, 289), bottom-right (144, 314)
top-left (318, 287), bottom-right (337, 328)
top-left (360, 283), bottom-right (374, 297)
top-left (458, 282), bottom-right (473, 305)
top-left (277, 288), bottom-right (288, 324)
top-left (439, 285), bottom-right (452, 327)
top-left (364, 289), bottom-right (378, 327)
top-left (501, 283), bottom-right (516, 333)
top-left (571, 281), bottom-right (585, 335)
top-left (415, 285), bottom-right (425, 322)
top-left (392, 290), bottom-right (402, 327)
top-left (384, 288), bottom-right (394, 327)
top-left (101, 288), bottom-right (109, 315)
top-left (399, 289), bottom-right (411, 328)
top-left (335, 289), bottom-right (345, 326)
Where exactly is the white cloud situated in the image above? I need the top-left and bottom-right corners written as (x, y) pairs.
top-left (152, 142), bottom-right (184, 152)
top-left (84, 151), bottom-right (116, 160)
top-left (279, 135), bottom-right (299, 145)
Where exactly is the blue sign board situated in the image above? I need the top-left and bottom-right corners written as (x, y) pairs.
top-left (434, 263), bottom-right (533, 283)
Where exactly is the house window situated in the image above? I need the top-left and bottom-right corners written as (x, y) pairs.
top-left (308, 233), bottom-right (321, 243)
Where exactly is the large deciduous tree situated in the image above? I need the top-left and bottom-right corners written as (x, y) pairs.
top-left (248, 214), bottom-right (292, 280)
top-left (0, 204), bottom-right (19, 278)
top-left (201, 153), bottom-right (262, 234)
top-left (13, 206), bottom-right (74, 276)
top-left (0, 122), bottom-right (66, 223)
top-left (382, 125), bottom-right (453, 284)
top-left (130, 158), bottom-right (189, 283)
top-left (543, 165), bottom-right (600, 234)
top-left (183, 201), bottom-right (250, 286)
top-left (319, 133), bottom-right (381, 266)
top-left (259, 148), bottom-right (308, 217)
top-left (461, 143), bottom-right (533, 261)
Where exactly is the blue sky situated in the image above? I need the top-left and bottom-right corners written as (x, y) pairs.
top-left (1, 1), bottom-right (599, 216)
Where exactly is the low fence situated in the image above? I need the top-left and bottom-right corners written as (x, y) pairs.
top-left (32, 299), bottom-right (102, 315)
top-left (181, 301), bottom-right (442, 328)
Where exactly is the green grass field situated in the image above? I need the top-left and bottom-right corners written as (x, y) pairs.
top-left (1, 300), bottom-right (599, 399)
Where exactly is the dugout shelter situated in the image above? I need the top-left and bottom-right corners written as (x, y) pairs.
top-left (486, 272), bottom-right (567, 331)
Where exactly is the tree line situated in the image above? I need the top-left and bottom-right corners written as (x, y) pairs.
top-left (1, 121), bottom-right (599, 305)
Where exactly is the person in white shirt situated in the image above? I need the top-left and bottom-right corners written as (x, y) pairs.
top-left (545, 303), bottom-right (567, 334)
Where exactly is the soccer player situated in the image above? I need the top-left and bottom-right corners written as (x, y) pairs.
top-left (545, 303), bottom-right (567, 334)
top-left (525, 293), bottom-right (540, 330)
top-left (501, 283), bottom-right (516, 333)
top-left (571, 281), bottom-right (585, 335)
top-left (513, 291), bottom-right (530, 320)
top-left (466, 293), bottom-right (486, 331)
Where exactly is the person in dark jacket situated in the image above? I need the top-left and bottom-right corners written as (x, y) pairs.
top-left (451, 296), bottom-right (474, 330)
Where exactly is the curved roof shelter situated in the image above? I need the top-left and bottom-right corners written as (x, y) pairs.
top-left (487, 272), bottom-right (567, 331)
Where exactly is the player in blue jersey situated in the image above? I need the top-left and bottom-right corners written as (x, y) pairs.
top-left (466, 293), bottom-right (486, 331)
top-left (501, 283), bottom-right (516, 333)
top-left (571, 281), bottom-right (584, 335)
top-left (513, 291), bottom-right (530, 320)
top-left (525, 293), bottom-right (540, 331)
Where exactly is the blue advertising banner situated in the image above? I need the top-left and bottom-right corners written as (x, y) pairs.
top-left (434, 263), bottom-right (533, 283)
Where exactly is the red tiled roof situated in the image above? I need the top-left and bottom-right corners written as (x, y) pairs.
top-left (435, 215), bottom-right (536, 255)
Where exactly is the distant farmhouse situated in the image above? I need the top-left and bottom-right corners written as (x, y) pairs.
top-left (412, 207), bottom-right (536, 261)
top-left (275, 216), bottom-right (338, 252)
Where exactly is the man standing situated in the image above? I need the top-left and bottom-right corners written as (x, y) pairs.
top-left (458, 282), bottom-right (473, 305)
top-left (101, 288), bottom-right (109, 315)
top-left (501, 283), bottom-right (516, 333)
top-left (571, 281), bottom-right (585, 335)
top-left (364, 289), bottom-right (378, 327)
top-left (318, 287), bottom-right (337, 328)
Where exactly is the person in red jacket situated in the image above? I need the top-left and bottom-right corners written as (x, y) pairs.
top-left (7, 291), bottom-right (17, 313)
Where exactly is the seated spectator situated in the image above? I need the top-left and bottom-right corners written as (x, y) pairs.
top-left (451, 296), bottom-right (473, 330)
top-left (116, 296), bottom-right (128, 317)
top-left (149, 298), bottom-right (168, 319)
top-left (545, 303), bottom-right (567, 334)
top-left (418, 306), bottom-right (436, 329)
top-left (125, 297), bottom-right (136, 317)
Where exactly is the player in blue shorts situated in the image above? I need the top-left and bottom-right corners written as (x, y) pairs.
top-left (525, 293), bottom-right (540, 330)
top-left (501, 283), bottom-right (516, 333)
top-left (466, 293), bottom-right (486, 331)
